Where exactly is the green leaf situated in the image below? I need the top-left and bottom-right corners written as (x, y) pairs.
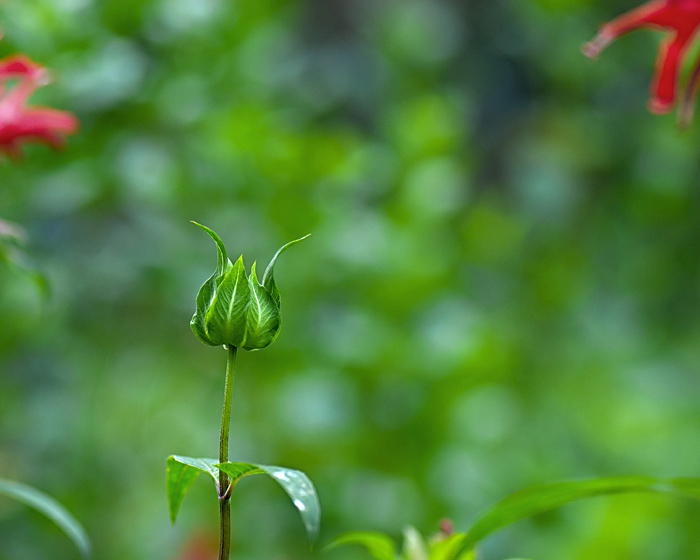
top-left (403, 526), bottom-right (428, 560)
top-left (168, 457), bottom-right (320, 546)
top-left (166, 455), bottom-right (220, 523)
top-left (0, 478), bottom-right (90, 558)
top-left (217, 461), bottom-right (265, 483)
top-left (455, 550), bottom-right (475, 560)
top-left (217, 462), bottom-right (321, 545)
top-left (243, 262), bottom-right (281, 351)
top-left (667, 476), bottom-right (700, 499)
top-left (460, 475), bottom-right (700, 552)
top-left (429, 533), bottom-right (468, 560)
top-left (0, 220), bottom-right (50, 299)
top-left (166, 456), bottom-right (271, 523)
top-left (262, 234), bottom-right (310, 307)
top-left (326, 531), bottom-right (397, 560)
top-left (0, 218), bottom-right (26, 246)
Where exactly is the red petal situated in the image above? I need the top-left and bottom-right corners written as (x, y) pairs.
top-left (584, 0), bottom-right (700, 119)
top-left (648, 31), bottom-right (697, 113)
top-left (583, 0), bottom-right (670, 59)
top-left (0, 54), bottom-right (47, 82)
top-left (0, 52), bottom-right (78, 157)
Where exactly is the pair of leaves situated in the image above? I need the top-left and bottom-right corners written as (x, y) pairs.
top-left (190, 222), bottom-right (309, 350)
top-left (328, 476), bottom-right (700, 560)
top-left (0, 478), bottom-right (90, 558)
top-left (166, 455), bottom-right (320, 545)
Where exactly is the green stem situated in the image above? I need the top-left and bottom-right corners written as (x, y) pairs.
top-left (218, 345), bottom-right (237, 560)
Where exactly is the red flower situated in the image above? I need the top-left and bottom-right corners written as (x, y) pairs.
top-left (0, 53), bottom-right (78, 158)
top-left (583, 0), bottom-right (700, 125)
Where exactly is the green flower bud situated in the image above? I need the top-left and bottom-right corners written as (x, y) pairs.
top-left (190, 222), bottom-right (308, 351)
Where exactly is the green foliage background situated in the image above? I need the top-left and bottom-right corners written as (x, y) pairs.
top-left (2, 0), bottom-right (700, 559)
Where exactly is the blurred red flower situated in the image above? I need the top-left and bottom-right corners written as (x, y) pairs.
top-left (172, 531), bottom-right (217, 560)
top-left (0, 53), bottom-right (78, 158)
top-left (583, 0), bottom-right (700, 125)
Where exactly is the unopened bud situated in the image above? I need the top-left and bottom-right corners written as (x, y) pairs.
top-left (190, 222), bottom-right (308, 351)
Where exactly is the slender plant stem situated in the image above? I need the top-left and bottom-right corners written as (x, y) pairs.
top-left (219, 497), bottom-right (231, 560)
top-left (218, 344), bottom-right (238, 560)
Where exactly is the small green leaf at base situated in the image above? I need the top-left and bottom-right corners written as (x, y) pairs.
top-left (0, 478), bottom-right (90, 558)
top-left (325, 531), bottom-right (397, 560)
top-left (217, 462), bottom-right (321, 546)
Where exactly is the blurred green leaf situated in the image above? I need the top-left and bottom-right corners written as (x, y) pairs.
top-left (217, 462), bottom-right (321, 545)
top-left (402, 526), bottom-right (428, 560)
top-left (429, 533), bottom-right (470, 560)
top-left (326, 531), bottom-right (397, 560)
top-left (667, 477), bottom-right (700, 499)
top-left (0, 478), bottom-right (90, 558)
top-left (0, 219), bottom-right (25, 245)
top-left (461, 476), bottom-right (700, 552)
top-left (327, 528), bottom-right (479, 560)
top-left (0, 219), bottom-right (49, 298)
top-left (454, 549), bottom-right (475, 560)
